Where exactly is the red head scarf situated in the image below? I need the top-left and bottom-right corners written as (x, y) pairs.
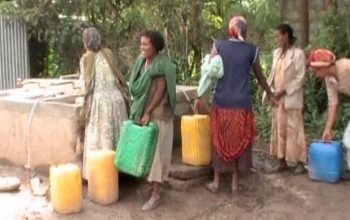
top-left (307, 49), bottom-right (336, 70)
top-left (228, 16), bottom-right (247, 41)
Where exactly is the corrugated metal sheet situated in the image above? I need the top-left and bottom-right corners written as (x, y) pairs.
top-left (0, 14), bottom-right (30, 90)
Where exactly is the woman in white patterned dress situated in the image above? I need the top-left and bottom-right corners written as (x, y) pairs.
top-left (79, 27), bottom-right (130, 180)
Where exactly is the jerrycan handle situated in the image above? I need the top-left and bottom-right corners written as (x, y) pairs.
top-left (131, 119), bottom-right (150, 127)
top-left (311, 139), bottom-right (335, 144)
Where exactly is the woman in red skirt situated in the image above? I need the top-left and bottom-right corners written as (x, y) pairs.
top-left (195, 16), bottom-right (276, 193)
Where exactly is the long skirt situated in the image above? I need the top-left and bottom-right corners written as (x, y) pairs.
top-left (147, 118), bottom-right (174, 183)
top-left (210, 106), bottom-right (256, 173)
top-left (270, 103), bottom-right (307, 163)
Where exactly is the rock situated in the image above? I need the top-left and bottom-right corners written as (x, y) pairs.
top-left (0, 176), bottom-right (21, 192)
top-left (30, 177), bottom-right (49, 196)
top-left (168, 175), bottom-right (209, 190)
top-left (169, 163), bottom-right (212, 180)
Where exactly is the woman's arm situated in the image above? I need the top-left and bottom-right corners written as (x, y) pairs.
top-left (197, 44), bottom-right (218, 98)
top-left (325, 104), bottom-right (338, 132)
top-left (210, 43), bottom-right (218, 58)
top-left (197, 54), bottom-right (224, 98)
top-left (324, 80), bottom-right (339, 133)
top-left (252, 55), bottom-right (274, 97)
top-left (143, 76), bottom-right (167, 115)
top-left (194, 43), bottom-right (218, 112)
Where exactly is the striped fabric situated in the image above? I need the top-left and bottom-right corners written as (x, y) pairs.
top-left (210, 107), bottom-right (256, 162)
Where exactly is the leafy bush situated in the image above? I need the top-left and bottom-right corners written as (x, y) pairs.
top-left (0, 0), bottom-right (349, 142)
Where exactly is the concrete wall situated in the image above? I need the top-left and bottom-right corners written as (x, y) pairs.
top-left (0, 79), bottom-right (201, 175)
top-left (0, 100), bottom-right (81, 175)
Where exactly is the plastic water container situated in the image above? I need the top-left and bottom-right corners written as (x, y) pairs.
top-left (308, 141), bottom-right (343, 183)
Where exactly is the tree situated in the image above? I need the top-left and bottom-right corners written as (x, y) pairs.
top-left (6, 0), bottom-right (348, 141)
top-left (299, 0), bottom-right (309, 48)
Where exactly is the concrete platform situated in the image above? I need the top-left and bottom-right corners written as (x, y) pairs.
top-left (168, 176), bottom-right (210, 190)
top-left (169, 164), bottom-right (212, 180)
top-left (168, 147), bottom-right (213, 190)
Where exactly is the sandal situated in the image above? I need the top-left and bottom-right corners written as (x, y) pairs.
top-left (294, 163), bottom-right (305, 174)
top-left (268, 161), bottom-right (288, 174)
top-left (141, 197), bottom-right (161, 212)
top-left (205, 182), bottom-right (219, 194)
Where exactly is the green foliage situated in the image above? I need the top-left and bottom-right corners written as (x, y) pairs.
top-left (0, 0), bottom-right (349, 142)
top-left (0, 0), bottom-right (280, 78)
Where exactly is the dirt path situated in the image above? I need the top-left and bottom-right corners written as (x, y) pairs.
top-left (0, 150), bottom-right (349, 220)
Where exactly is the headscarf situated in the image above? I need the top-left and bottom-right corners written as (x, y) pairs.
top-left (307, 49), bottom-right (336, 70)
top-left (82, 27), bottom-right (101, 52)
top-left (228, 16), bottom-right (247, 41)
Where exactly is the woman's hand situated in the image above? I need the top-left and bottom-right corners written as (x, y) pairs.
top-left (274, 90), bottom-right (286, 100)
top-left (267, 92), bottom-right (278, 106)
top-left (194, 97), bottom-right (202, 114)
top-left (322, 128), bottom-right (333, 142)
top-left (140, 112), bottom-right (151, 125)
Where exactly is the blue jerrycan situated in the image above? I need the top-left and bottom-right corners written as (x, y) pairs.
top-left (308, 140), bottom-right (343, 183)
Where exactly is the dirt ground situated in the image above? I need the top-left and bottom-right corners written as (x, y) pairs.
top-left (0, 146), bottom-right (349, 220)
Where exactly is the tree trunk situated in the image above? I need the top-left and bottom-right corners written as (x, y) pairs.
top-left (189, 0), bottom-right (202, 80)
top-left (299, 0), bottom-right (309, 48)
top-left (279, 0), bottom-right (287, 21)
